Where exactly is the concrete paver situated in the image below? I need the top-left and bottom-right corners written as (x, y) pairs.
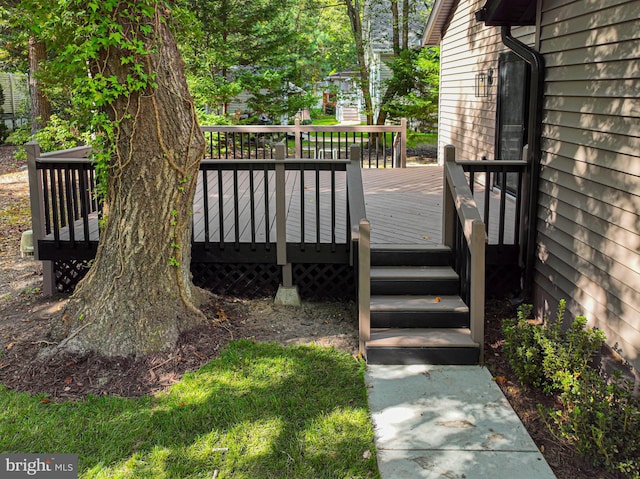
top-left (366, 364), bottom-right (557, 479)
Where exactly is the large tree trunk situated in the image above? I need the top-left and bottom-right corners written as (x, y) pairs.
top-left (345, 0), bottom-right (374, 125)
top-left (28, 36), bottom-right (50, 134)
top-left (51, 8), bottom-right (208, 357)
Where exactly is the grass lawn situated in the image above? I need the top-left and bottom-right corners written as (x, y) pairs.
top-left (0, 341), bottom-right (379, 479)
top-left (406, 131), bottom-right (437, 149)
top-left (310, 115), bottom-right (340, 126)
top-left (304, 119), bottom-right (437, 149)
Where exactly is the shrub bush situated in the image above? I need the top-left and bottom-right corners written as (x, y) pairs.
top-left (5, 115), bottom-right (91, 160)
top-left (502, 299), bottom-right (605, 394)
top-left (547, 369), bottom-right (640, 478)
top-left (503, 300), bottom-right (640, 477)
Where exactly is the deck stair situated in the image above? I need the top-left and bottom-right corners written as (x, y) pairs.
top-left (340, 106), bottom-right (361, 123)
top-left (366, 244), bottom-right (480, 364)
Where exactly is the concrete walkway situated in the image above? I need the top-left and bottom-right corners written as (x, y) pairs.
top-left (366, 364), bottom-right (557, 479)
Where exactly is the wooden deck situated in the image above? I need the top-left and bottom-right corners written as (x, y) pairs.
top-left (363, 167), bottom-right (516, 246)
top-left (42, 166), bottom-right (516, 249)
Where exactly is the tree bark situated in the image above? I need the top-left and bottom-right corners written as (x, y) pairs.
top-left (390, 0), bottom-right (400, 55)
top-left (51, 8), bottom-right (208, 357)
top-left (375, 83), bottom-right (398, 126)
top-left (28, 36), bottom-right (50, 134)
top-left (402, 0), bottom-right (409, 50)
top-left (345, 0), bottom-right (374, 124)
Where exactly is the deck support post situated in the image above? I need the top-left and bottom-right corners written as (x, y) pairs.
top-left (399, 118), bottom-right (407, 168)
top-left (470, 220), bottom-right (486, 361)
top-left (294, 118), bottom-right (303, 159)
top-left (274, 143), bottom-right (301, 306)
top-left (26, 141), bottom-right (56, 296)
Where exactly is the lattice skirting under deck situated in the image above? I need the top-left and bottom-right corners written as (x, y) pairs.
top-left (53, 260), bottom-right (355, 301)
top-left (192, 262), bottom-right (355, 300)
top-left (54, 259), bottom-right (92, 293)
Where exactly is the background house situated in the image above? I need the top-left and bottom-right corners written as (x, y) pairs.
top-left (0, 72), bottom-right (28, 131)
top-left (319, 69), bottom-right (363, 123)
top-left (424, 0), bottom-right (640, 370)
top-left (363, 0), bottom-right (430, 122)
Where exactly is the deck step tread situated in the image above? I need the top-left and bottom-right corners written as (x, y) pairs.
top-left (367, 328), bottom-right (479, 348)
top-left (371, 266), bottom-right (458, 280)
top-left (370, 295), bottom-right (468, 312)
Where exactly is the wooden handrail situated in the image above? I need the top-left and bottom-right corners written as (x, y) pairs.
top-left (39, 145), bottom-right (92, 159)
top-left (443, 144), bottom-right (486, 361)
top-left (344, 144), bottom-right (370, 357)
top-left (200, 123), bottom-right (405, 134)
top-left (444, 157), bottom-right (486, 245)
top-left (200, 158), bottom-right (349, 166)
top-left (358, 219), bottom-right (371, 357)
top-left (456, 159), bottom-right (528, 169)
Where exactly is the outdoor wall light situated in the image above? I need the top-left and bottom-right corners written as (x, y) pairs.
top-left (475, 72), bottom-right (488, 97)
top-left (475, 68), bottom-right (494, 97)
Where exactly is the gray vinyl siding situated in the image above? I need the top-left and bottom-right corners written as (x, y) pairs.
top-left (535, 0), bottom-right (640, 368)
top-left (437, 0), bottom-right (532, 162)
top-left (435, 0), bottom-right (640, 367)
top-left (227, 91), bottom-right (254, 116)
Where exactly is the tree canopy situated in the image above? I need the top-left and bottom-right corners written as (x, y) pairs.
top-left (3, 0), bottom-right (437, 130)
top-left (177, 0), bottom-right (356, 119)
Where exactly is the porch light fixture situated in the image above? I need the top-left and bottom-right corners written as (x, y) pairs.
top-left (475, 68), bottom-right (494, 97)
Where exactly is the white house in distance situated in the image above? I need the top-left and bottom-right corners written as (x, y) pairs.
top-left (364, 0), bottom-right (430, 122)
top-left (424, 0), bottom-right (640, 370)
top-left (319, 69), bottom-right (363, 123)
top-left (0, 72), bottom-right (28, 131)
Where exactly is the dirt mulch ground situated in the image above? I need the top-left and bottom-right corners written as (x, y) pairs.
top-left (0, 295), bottom-right (357, 399)
top-left (0, 144), bottom-right (623, 478)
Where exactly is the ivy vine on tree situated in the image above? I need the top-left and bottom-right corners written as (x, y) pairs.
top-left (22, 0), bottom-right (211, 357)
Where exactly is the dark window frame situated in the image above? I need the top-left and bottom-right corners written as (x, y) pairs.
top-left (495, 51), bottom-right (531, 192)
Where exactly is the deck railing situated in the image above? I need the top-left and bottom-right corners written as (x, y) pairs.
top-left (26, 143), bottom-right (98, 294)
top-left (456, 151), bottom-right (530, 295)
top-left (193, 144), bottom-right (356, 291)
top-left (201, 118), bottom-right (407, 168)
top-left (26, 139), bottom-right (368, 296)
top-left (456, 158), bottom-right (528, 248)
top-left (442, 145), bottom-right (487, 360)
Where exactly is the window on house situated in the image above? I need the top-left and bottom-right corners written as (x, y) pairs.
top-left (495, 51), bottom-right (530, 192)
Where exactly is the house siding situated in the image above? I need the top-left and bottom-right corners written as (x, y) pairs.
top-left (0, 73), bottom-right (28, 130)
top-left (433, 0), bottom-right (640, 368)
top-left (437, 0), bottom-right (533, 162)
top-left (534, 0), bottom-right (640, 369)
